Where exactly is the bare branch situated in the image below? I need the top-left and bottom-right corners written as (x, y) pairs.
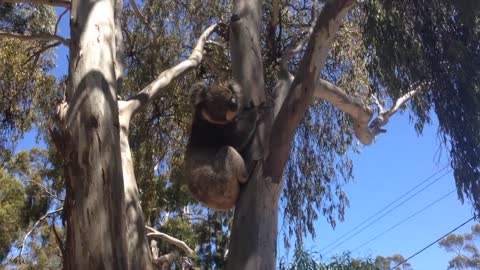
top-left (0, 31), bottom-right (70, 46)
top-left (371, 95), bottom-right (385, 113)
top-left (17, 207), bottom-right (63, 259)
top-left (128, 0), bottom-right (155, 34)
top-left (55, 8), bottom-right (69, 35)
top-left (122, 23), bottom-right (217, 118)
top-left (3, 0), bottom-right (70, 7)
top-left (314, 80), bottom-right (429, 145)
top-left (315, 79), bottom-right (374, 144)
top-left (368, 81), bottom-right (428, 139)
top-left (145, 226), bottom-right (194, 256)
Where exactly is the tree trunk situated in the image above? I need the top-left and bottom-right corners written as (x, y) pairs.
top-left (227, 1), bottom-right (355, 269)
top-left (119, 109), bottom-right (154, 270)
top-left (63, 0), bottom-right (128, 269)
top-left (226, 0), bottom-right (279, 269)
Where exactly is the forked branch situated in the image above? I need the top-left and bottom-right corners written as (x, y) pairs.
top-left (0, 31), bottom-right (70, 46)
top-left (145, 226), bottom-right (194, 256)
top-left (315, 80), bottom-right (429, 145)
top-left (265, 0), bottom-right (355, 182)
top-left (273, 0), bottom-right (318, 118)
top-left (122, 23), bottom-right (218, 118)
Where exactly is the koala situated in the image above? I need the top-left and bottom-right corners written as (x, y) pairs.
top-left (185, 81), bottom-right (257, 210)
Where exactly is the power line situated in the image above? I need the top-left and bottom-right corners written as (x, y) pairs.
top-left (319, 166), bottom-right (449, 253)
top-left (350, 189), bottom-right (455, 253)
top-left (321, 167), bottom-right (451, 256)
top-left (389, 215), bottom-right (477, 270)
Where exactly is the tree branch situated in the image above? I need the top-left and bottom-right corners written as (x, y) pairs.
top-left (122, 23), bottom-right (217, 119)
top-left (273, 0), bottom-right (318, 118)
top-left (314, 80), bottom-right (428, 145)
top-left (128, 0), bottom-right (155, 34)
top-left (17, 207), bottom-right (63, 259)
top-left (2, 0), bottom-right (70, 8)
top-left (145, 226), bottom-right (194, 256)
top-left (0, 31), bottom-right (70, 46)
top-left (367, 81), bottom-right (429, 140)
top-left (314, 79), bottom-right (373, 144)
top-left (265, 0), bottom-right (355, 182)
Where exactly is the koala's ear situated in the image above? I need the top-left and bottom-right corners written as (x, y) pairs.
top-left (189, 82), bottom-right (208, 106)
top-left (227, 81), bottom-right (242, 96)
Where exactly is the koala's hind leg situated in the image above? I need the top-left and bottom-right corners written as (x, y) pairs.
top-left (187, 146), bottom-right (247, 210)
top-left (214, 146), bottom-right (248, 184)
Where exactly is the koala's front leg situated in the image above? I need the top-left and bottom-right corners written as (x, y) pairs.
top-left (214, 146), bottom-right (248, 184)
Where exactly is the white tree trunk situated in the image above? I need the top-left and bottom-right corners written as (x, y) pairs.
top-left (63, 0), bottom-right (127, 269)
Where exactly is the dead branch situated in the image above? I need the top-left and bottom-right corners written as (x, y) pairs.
top-left (0, 31), bottom-right (70, 46)
top-left (145, 226), bottom-right (194, 256)
top-left (314, 80), bottom-right (429, 145)
top-left (367, 81), bottom-right (429, 140)
top-left (122, 23), bottom-right (218, 119)
top-left (17, 207), bottom-right (63, 259)
top-left (2, 0), bottom-right (70, 8)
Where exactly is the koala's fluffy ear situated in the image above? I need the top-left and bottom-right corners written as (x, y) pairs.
top-left (189, 81), bottom-right (208, 107)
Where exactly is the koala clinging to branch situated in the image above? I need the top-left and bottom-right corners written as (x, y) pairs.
top-left (185, 81), bottom-right (257, 210)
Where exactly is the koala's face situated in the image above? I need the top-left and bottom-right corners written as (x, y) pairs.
top-left (190, 81), bottom-right (242, 125)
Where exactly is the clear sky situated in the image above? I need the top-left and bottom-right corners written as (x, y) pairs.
top-left (281, 112), bottom-right (476, 269)
top-left (16, 7), bottom-right (477, 270)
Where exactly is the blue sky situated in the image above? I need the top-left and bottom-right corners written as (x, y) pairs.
top-left (282, 113), bottom-right (476, 269)
top-left (16, 7), bottom-right (477, 270)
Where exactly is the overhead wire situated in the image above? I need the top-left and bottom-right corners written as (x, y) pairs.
top-left (350, 189), bottom-right (455, 253)
top-left (389, 215), bottom-right (477, 270)
top-left (321, 166), bottom-right (451, 256)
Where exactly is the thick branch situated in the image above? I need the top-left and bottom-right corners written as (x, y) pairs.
top-left (273, 0), bottom-right (318, 118)
top-left (3, 0), bottom-right (70, 7)
top-left (18, 207), bottom-right (63, 258)
top-left (0, 31), bottom-right (70, 46)
top-left (265, 0), bottom-right (355, 182)
top-left (314, 79), bottom-right (373, 144)
top-left (122, 24), bottom-right (217, 118)
top-left (145, 226), bottom-right (194, 256)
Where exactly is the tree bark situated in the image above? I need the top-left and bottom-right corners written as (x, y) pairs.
top-left (63, 0), bottom-right (127, 269)
top-left (226, 0), bottom-right (279, 269)
top-left (227, 1), bottom-right (355, 270)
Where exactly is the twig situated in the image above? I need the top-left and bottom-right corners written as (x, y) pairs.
top-left (0, 31), bottom-right (70, 47)
top-left (55, 8), bottom-right (69, 35)
top-left (128, 0), bottom-right (155, 34)
top-left (17, 207), bottom-right (63, 259)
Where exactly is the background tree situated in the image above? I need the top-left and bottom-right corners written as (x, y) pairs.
top-left (439, 224), bottom-right (480, 270)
